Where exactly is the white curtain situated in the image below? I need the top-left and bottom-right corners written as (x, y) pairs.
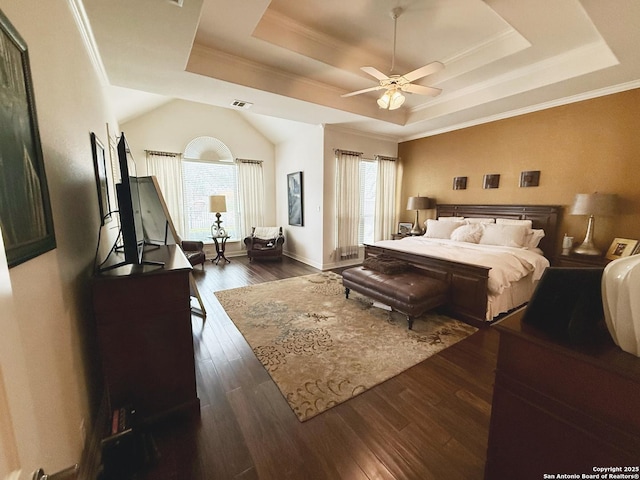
top-left (374, 155), bottom-right (397, 241)
top-left (237, 159), bottom-right (265, 239)
top-left (145, 151), bottom-right (185, 238)
top-left (334, 149), bottom-right (362, 259)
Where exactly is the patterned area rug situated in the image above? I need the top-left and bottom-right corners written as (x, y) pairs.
top-left (215, 271), bottom-right (477, 421)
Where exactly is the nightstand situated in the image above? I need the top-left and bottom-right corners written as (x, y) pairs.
top-left (555, 253), bottom-right (611, 268)
top-left (391, 233), bottom-right (422, 240)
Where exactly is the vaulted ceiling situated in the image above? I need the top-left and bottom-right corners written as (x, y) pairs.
top-left (83, 0), bottom-right (640, 143)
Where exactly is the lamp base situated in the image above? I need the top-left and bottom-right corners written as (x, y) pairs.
top-left (573, 215), bottom-right (601, 256)
top-left (410, 210), bottom-right (423, 235)
top-left (211, 213), bottom-right (223, 237)
top-left (573, 242), bottom-right (601, 256)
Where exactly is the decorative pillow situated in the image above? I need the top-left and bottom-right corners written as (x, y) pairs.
top-left (363, 256), bottom-right (408, 274)
top-left (526, 229), bottom-right (545, 249)
top-left (437, 216), bottom-right (465, 222)
top-left (496, 218), bottom-right (533, 229)
top-left (424, 219), bottom-right (463, 239)
top-left (465, 217), bottom-right (496, 224)
top-left (450, 223), bottom-right (484, 243)
top-left (479, 223), bottom-right (529, 247)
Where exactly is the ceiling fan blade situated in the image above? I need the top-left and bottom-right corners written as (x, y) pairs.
top-left (361, 66), bottom-right (390, 81)
top-left (402, 61), bottom-right (444, 83)
top-left (401, 83), bottom-right (442, 97)
top-left (341, 85), bottom-right (384, 98)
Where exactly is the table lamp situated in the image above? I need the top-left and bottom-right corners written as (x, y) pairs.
top-left (209, 195), bottom-right (227, 237)
top-left (569, 192), bottom-right (617, 256)
top-left (406, 195), bottom-right (432, 235)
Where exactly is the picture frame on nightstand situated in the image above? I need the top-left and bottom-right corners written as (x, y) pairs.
top-left (605, 237), bottom-right (638, 260)
top-left (398, 222), bottom-right (413, 235)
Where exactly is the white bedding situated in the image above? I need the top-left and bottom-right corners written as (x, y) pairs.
top-left (372, 237), bottom-right (549, 319)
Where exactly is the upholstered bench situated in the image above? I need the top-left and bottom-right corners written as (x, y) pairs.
top-left (342, 266), bottom-right (448, 329)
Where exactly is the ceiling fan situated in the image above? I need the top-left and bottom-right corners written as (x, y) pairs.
top-left (341, 7), bottom-right (443, 110)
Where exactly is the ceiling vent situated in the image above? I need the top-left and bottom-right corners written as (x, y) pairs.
top-left (231, 100), bottom-right (253, 109)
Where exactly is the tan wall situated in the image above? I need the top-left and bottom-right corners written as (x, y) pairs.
top-left (2, 1), bottom-right (119, 476)
top-left (398, 88), bottom-right (640, 256)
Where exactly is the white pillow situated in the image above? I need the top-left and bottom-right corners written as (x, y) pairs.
top-left (450, 223), bottom-right (484, 243)
top-left (479, 223), bottom-right (529, 247)
top-left (526, 229), bottom-right (545, 249)
top-left (466, 217), bottom-right (496, 224)
top-left (496, 218), bottom-right (533, 229)
top-left (437, 216), bottom-right (465, 222)
top-left (424, 219), bottom-right (463, 239)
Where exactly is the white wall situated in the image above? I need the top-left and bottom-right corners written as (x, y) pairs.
top-left (275, 125), bottom-right (325, 268)
top-left (1, 0), bottom-right (118, 477)
top-left (322, 126), bottom-right (399, 270)
top-left (121, 99), bottom-right (276, 257)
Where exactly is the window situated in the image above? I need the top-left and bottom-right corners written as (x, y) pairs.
top-left (182, 160), bottom-right (239, 241)
top-left (359, 159), bottom-right (377, 245)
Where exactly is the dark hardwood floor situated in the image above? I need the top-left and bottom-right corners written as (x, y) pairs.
top-left (141, 255), bottom-right (498, 480)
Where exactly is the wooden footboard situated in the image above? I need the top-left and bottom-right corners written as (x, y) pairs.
top-left (365, 244), bottom-right (490, 327)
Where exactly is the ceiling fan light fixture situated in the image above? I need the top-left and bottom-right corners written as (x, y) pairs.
top-left (377, 89), bottom-right (405, 110)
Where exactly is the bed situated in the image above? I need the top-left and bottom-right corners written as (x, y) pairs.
top-left (364, 204), bottom-right (562, 327)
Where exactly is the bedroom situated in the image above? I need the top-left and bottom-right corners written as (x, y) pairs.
top-left (1, 0), bottom-right (639, 479)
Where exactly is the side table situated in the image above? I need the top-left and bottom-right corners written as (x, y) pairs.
top-left (210, 236), bottom-right (231, 264)
top-left (555, 253), bottom-right (610, 268)
top-left (391, 233), bottom-right (422, 240)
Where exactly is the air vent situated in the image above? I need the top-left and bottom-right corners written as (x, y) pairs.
top-left (231, 100), bottom-right (253, 109)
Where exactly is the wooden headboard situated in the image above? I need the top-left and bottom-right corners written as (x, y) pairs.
top-left (436, 204), bottom-right (563, 259)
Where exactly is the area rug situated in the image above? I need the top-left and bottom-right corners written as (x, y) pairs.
top-left (215, 272), bottom-right (477, 421)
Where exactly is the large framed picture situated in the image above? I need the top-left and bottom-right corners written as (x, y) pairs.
top-left (0, 11), bottom-right (56, 267)
top-left (287, 171), bottom-right (303, 226)
top-left (605, 238), bottom-right (638, 261)
top-left (91, 132), bottom-right (112, 225)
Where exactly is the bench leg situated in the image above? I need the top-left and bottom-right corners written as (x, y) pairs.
top-left (406, 315), bottom-right (414, 330)
top-left (344, 287), bottom-right (350, 299)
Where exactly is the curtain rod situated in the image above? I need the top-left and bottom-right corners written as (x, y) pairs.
top-left (334, 148), bottom-right (363, 156)
top-left (145, 149), bottom-right (181, 157)
top-left (375, 155), bottom-right (398, 162)
top-left (236, 158), bottom-right (263, 164)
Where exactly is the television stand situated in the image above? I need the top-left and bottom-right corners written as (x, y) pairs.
top-left (92, 244), bottom-right (200, 424)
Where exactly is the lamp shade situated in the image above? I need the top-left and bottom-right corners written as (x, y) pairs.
top-left (406, 196), bottom-right (431, 211)
top-left (209, 195), bottom-right (227, 213)
top-left (570, 193), bottom-right (617, 216)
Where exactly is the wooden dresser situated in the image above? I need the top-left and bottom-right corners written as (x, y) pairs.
top-left (485, 309), bottom-right (640, 479)
top-left (92, 245), bottom-right (199, 424)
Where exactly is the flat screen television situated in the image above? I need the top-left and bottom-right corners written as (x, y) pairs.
top-left (115, 133), bottom-right (145, 265)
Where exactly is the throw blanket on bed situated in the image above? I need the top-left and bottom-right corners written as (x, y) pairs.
top-left (372, 237), bottom-right (549, 295)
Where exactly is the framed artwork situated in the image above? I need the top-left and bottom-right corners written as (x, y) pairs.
top-left (398, 222), bottom-right (413, 235)
top-left (0, 11), bottom-right (56, 267)
top-left (453, 176), bottom-right (467, 190)
top-left (605, 238), bottom-right (638, 261)
top-left (91, 132), bottom-right (112, 224)
top-left (483, 174), bottom-right (500, 189)
top-left (520, 170), bottom-right (540, 187)
top-left (287, 171), bottom-right (303, 226)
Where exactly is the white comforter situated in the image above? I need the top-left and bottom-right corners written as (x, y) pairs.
top-left (372, 237), bottom-right (549, 295)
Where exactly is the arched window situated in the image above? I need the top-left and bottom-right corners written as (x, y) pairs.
top-left (182, 137), bottom-right (239, 241)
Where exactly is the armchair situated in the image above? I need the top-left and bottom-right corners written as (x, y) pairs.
top-left (244, 227), bottom-right (285, 262)
top-left (181, 239), bottom-right (206, 269)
